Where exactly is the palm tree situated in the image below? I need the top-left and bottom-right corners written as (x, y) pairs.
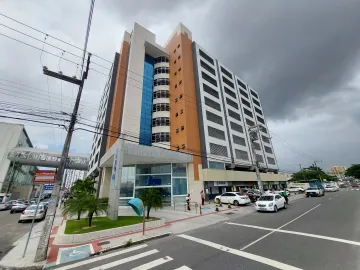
top-left (62, 197), bottom-right (87, 220)
top-left (84, 196), bottom-right (108, 227)
top-left (71, 178), bottom-right (96, 197)
top-left (138, 188), bottom-right (163, 219)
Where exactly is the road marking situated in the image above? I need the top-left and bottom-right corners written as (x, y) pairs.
top-left (54, 244), bottom-right (148, 270)
top-left (240, 204), bottom-right (321, 250)
top-left (178, 234), bottom-right (302, 270)
top-left (226, 223), bottom-right (360, 247)
top-left (89, 249), bottom-right (159, 270)
top-left (130, 256), bottom-right (173, 269)
top-left (174, 266), bottom-right (192, 270)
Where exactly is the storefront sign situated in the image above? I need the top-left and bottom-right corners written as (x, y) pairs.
top-left (214, 181), bottom-right (228, 186)
top-left (33, 170), bottom-right (56, 184)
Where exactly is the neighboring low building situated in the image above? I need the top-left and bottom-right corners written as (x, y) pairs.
top-left (328, 166), bottom-right (346, 179)
top-left (0, 122), bottom-right (36, 200)
top-left (88, 22), bottom-right (285, 204)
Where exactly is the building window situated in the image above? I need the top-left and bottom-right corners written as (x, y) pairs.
top-left (153, 90), bottom-right (170, 99)
top-left (206, 110), bottom-right (223, 125)
top-left (152, 132), bottom-right (170, 142)
top-left (203, 84), bottom-right (219, 99)
top-left (260, 125), bottom-right (268, 134)
top-left (174, 60), bottom-right (177, 64)
top-left (155, 56), bottom-right (169, 63)
top-left (177, 44), bottom-right (180, 48)
top-left (174, 72), bottom-right (177, 76)
top-left (180, 94), bottom-right (183, 99)
top-left (228, 109), bottom-right (241, 121)
top-left (253, 142), bottom-right (261, 150)
top-left (152, 117), bottom-right (170, 127)
top-left (176, 112), bottom-right (178, 117)
top-left (241, 98), bottom-right (251, 108)
top-left (230, 121), bottom-right (243, 133)
top-left (208, 161), bottom-right (225, 170)
top-left (222, 76), bottom-right (234, 89)
top-left (233, 135), bottom-right (246, 146)
top-left (154, 67), bottom-right (169, 74)
top-left (226, 97), bottom-right (239, 109)
top-left (181, 144), bottom-right (185, 149)
top-left (257, 116), bottom-right (265, 124)
top-left (267, 157), bottom-right (276, 165)
top-left (172, 178), bottom-right (187, 195)
top-left (208, 126), bottom-right (226, 140)
top-left (252, 98), bottom-right (260, 107)
top-left (180, 109), bottom-right (183, 114)
top-left (255, 107), bottom-right (263, 115)
top-left (175, 84), bottom-right (177, 89)
top-left (221, 66), bottom-right (233, 79)
top-left (179, 80), bottom-right (182, 85)
top-left (178, 67), bottom-right (181, 72)
top-left (154, 78), bottom-right (170, 86)
top-left (152, 103), bottom-right (170, 112)
top-left (243, 108), bottom-right (253, 118)
top-left (264, 146), bottom-right (273, 154)
top-left (205, 97), bottom-right (221, 111)
top-left (262, 135), bottom-right (270, 143)
top-left (181, 126), bottom-right (184, 130)
top-left (256, 154), bottom-right (264, 163)
top-left (237, 79), bottom-right (247, 90)
top-left (176, 146), bottom-right (180, 151)
top-left (200, 60), bottom-right (216, 75)
top-left (176, 129), bottom-right (179, 133)
top-left (209, 143), bottom-right (228, 157)
top-left (202, 72), bottom-right (217, 87)
top-left (240, 89), bottom-right (248, 98)
top-left (235, 149), bottom-right (249, 160)
top-left (178, 55), bottom-right (181, 60)
top-left (173, 49), bottom-right (176, 53)
top-left (224, 87), bottom-right (236, 99)
top-left (175, 98), bottom-right (178, 103)
top-left (250, 90), bottom-right (259, 99)
top-left (199, 49), bottom-right (214, 65)
top-left (246, 118), bottom-right (255, 126)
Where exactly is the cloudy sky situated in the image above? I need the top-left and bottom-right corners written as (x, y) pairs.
top-left (1, 0), bottom-right (360, 173)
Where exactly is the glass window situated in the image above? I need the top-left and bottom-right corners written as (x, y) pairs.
top-left (241, 98), bottom-right (251, 108)
top-left (154, 67), bottom-right (169, 75)
top-left (224, 87), bottom-right (236, 99)
top-left (221, 67), bottom-right (233, 79)
top-left (228, 109), bottom-right (241, 121)
top-left (208, 126), bottom-right (226, 140)
top-left (222, 76), bottom-right (234, 89)
top-left (243, 108), bottom-right (253, 118)
top-left (135, 174), bottom-right (171, 186)
top-left (208, 161), bottom-right (225, 170)
top-left (199, 49), bottom-right (214, 65)
top-left (235, 149), bottom-right (249, 160)
top-left (233, 135), bottom-right (246, 146)
top-left (172, 163), bottom-right (187, 177)
top-left (226, 97), bottom-right (239, 109)
top-left (136, 164), bottom-right (171, 174)
top-left (120, 166), bottom-right (135, 197)
top-left (230, 122), bottom-right (243, 133)
top-left (255, 107), bottom-right (263, 115)
top-left (154, 78), bottom-right (170, 86)
top-left (172, 178), bottom-right (187, 195)
top-left (152, 103), bottom-right (170, 112)
top-left (262, 135), bottom-right (270, 143)
top-left (257, 116), bottom-right (265, 124)
top-left (209, 143), bottom-right (228, 157)
top-left (237, 79), bottom-right (247, 90)
top-left (252, 98), bottom-right (260, 107)
top-left (253, 142), bottom-right (261, 150)
top-left (153, 90), bottom-right (169, 99)
top-left (240, 89), bottom-right (248, 98)
top-left (250, 90), bottom-right (259, 98)
top-left (206, 110), bottom-right (223, 125)
top-left (202, 72), bottom-right (217, 87)
top-left (203, 84), bottom-right (219, 99)
top-left (264, 146), bottom-right (273, 154)
top-left (246, 119), bottom-right (254, 126)
top-left (152, 132), bottom-right (170, 142)
top-left (267, 157), bottom-right (276, 165)
top-left (200, 60), bottom-right (216, 75)
top-left (205, 97), bottom-right (221, 111)
top-left (256, 154), bottom-right (264, 163)
top-left (152, 117), bottom-right (170, 127)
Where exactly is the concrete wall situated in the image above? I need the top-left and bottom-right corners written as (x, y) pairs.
top-left (201, 169), bottom-right (290, 182)
top-left (0, 123), bottom-right (22, 191)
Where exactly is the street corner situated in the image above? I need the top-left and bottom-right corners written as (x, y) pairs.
top-left (55, 244), bottom-right (94, 266)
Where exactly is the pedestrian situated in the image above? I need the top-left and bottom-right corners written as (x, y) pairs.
top-left (282, 190), bottom-right (289, 205)
top-left (200, 190), bottom-right (205, 206)
top-left (186, 193), bottom-right (191, 211)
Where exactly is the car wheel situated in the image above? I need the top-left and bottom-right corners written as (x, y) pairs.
top-left (18, 220), bottom-right (22, 223)
top-left (234, 200), bottom-right (239, 206)
top-left (10, 210), bottom-right (13, 214)
top-left (274, 205), bottom-right (278, 213)
top-left (284, 202), bottom-right (287, 209)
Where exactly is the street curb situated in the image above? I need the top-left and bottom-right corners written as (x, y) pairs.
top-left (89, 232), bottom-right (172, 256)
top-left (0, 265), bottom-right (43, 270)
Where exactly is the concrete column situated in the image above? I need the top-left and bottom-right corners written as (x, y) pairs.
top-left (99, 168), bottom-right (112, 198)
top-left (107, 139), bottom-right (124, 220)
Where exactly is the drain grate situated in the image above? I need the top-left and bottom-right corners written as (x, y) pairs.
top-left (97, 241), bottom-right (110, 246)
top-left (225, 212), bottom-right (236, 215)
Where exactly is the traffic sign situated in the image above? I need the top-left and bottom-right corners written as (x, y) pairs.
top-left (33, 170), bottom-right (56, 184)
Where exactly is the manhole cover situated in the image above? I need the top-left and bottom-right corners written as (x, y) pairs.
top-left (225, 212), bottom-right (235, 215)
top-left (97, 241), bottom-right (110, 246)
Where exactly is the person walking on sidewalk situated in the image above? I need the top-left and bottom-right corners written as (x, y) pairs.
top-left (200, 190), bottom-right (205, 206)
top-left (186, 194), bottom-right (191, 211)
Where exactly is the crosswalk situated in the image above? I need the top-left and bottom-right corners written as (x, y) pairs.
top-left (52, 244), bottom-right (192, 270)
top-left (344, 189), bottom-right (360, 191)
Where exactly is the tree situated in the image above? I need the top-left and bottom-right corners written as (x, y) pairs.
top-left (70, 178), bottom-right (96, 197)
top-left (345, 164), bottom-right (360, 179)
top-left (291, 166), bottom-right (330, 182)
top-left (62, 197), bottom-right (87, 220)
top-left (84, 196), bottom-right (108, 227)
top-left (138, 188), bottom-right (163, 219)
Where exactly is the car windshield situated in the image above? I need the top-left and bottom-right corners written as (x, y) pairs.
top-left (26, 206), bottom-right (43, 210)
top-left (258, 196), bottom-right (274, 201)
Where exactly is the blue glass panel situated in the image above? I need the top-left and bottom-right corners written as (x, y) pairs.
top-left (139, 54), bottom-right (154, 146)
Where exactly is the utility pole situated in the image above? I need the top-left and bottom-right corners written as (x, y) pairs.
top-left (299, 164), bottom-right (306, 181)
top-left (34, 54), bottom-right (91, 262)
top-left (248, 126), bottom-right (263, 193)
top-left (314, 160), bottom-right (323, 182)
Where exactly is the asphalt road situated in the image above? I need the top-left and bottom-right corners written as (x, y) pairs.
top-left (0, 210), bottom-right (36, 259)
top-left (50, 190), bottom-right (360, 270)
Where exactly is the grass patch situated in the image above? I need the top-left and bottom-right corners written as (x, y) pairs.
top-left (64, 216), bottom-right (159, 234)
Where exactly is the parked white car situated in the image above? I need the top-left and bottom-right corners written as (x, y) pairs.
top-left (214, 192), bottom-right (250, 206)
top-left (18, 205), bottom-right (46, 223)
top-left (324, 185), bottom-right (338, 192)
top-left (287, 186), bottom-right (305, 193)
top-left (255, 194), bottom-right (287, 212)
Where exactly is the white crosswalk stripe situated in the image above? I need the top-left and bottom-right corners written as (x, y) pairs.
top-left (174, 266), bottom-right (193, 270)
top-left (130, 256), bottom-right (173, 270)
top-left (88, 249), bottom-right (159, 270)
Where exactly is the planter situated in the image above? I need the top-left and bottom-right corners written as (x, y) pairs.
top-left (55, 218), bottom-right (165, 245)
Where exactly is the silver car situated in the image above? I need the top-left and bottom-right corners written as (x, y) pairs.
top-left (0, 202), bottom-right (12, 211)
top-left (10, 202), bottom-right (29, 213)
top-left (18, 205), bottom-right (46, 222)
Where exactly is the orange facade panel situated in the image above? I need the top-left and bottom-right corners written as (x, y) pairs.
top-left (166, 33), bottom-right (202, 180)
top-left (106, 40), bottom-right (130, 151)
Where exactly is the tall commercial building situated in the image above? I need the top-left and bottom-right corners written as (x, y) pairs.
top-left (89, 23), bottom-right (283, 203)
top-left (328, 166), bottom-right (346, 179)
